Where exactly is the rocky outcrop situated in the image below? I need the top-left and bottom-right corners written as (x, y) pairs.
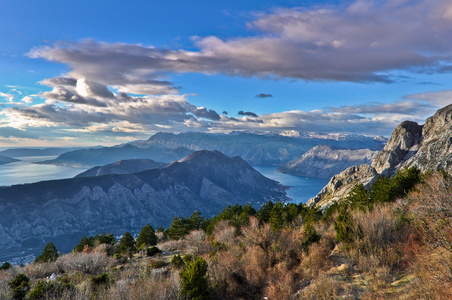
top-left (404, 105), bottom-right (452, 172)
top-left (371, 121), bottom-right (422, 176)
top-left (306, 164), bottom-right (378, 210)
top-left (309, 104), bottom-right (452, 208)
top-left (277, 145), bottom-right (378, 178)
top-left (0, 150), bottom-right (287, 254)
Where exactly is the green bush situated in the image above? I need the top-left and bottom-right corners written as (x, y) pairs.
top-left (0, 261), bottom-right (11, 270)
top-left (9, 273), bottom-right (30, 300)
top-left (136, 224), bottom-right (157, 249)
top-left (334, 207), bottom-right (356, 244)
top-left (146, 246), bottom-right (162, 257)
top-left (171, 254), bottom-right (185, 268)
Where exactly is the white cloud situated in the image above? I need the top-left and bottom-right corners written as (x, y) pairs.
top-left (22, 96), bottom-right (33, 104)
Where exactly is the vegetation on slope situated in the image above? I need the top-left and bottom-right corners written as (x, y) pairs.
top-left (1, 167), bottom-right (452, 299)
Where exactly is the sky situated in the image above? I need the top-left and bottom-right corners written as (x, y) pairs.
top-left (1, 0), bottom-right (452, 147)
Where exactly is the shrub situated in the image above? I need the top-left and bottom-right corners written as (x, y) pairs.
top-left (171, 254), bottom-right (185, 268)
top-left (0, 262), bottom-right (11, 270)
top-left (146, 246), bottom-right (162, 257)
top-left (334, 207), bottom-right (356, 245)
top-left (9, 273), bottom-right (30, 300)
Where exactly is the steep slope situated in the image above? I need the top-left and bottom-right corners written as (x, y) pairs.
top-left (75, 159), bottom-right (167, 177)
top-left (277, 145), bottom-right (378, 178)
top-left (308, 104), bottom-right (452, 209)
top-left (0, 150), bottom-right (287, 254)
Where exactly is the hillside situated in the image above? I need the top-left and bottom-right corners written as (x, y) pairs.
top-left (75, 159), bottom-right (168, 178)
top-left (0, 150), bottom-right (287, 256)
top-left (0, 155), bottom-right (19, 165)
top-left (40, 145), bottom-right (192, 167)
top-left (277, 145), bottom-right (378, 178)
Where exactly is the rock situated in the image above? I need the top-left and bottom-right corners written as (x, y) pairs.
top-left (371, 121), bottom-right (423, 176)
top-left (307, 164), bottom-right (378, 210)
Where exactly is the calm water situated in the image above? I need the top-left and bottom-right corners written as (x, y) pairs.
top-left (0, 157), bottom-right (328, 204)
top-left (253, 166), bottom-right (329, 204)
top-left (0, 156), bottom-right (87, 187)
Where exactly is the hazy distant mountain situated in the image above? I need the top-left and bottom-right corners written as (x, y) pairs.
top-left (40, 144), bottom-right (192, 167)
top-left (0, 147), bottom-right (81, 157)
top-left (0, 150), bottom-right (287, 254)
top-left (75, 159), bottom-right (168, 177)
top-left (277, 145), bottom-right (379, 178)
top-left (130, 131), bottom-right (386, 166)
top-left (0, 155), bottom-right (19, 165)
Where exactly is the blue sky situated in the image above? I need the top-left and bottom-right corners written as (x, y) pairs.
top-left (1, 0), bottom-right (452, 147)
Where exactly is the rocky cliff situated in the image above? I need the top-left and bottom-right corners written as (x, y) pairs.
top-left (277, 145), bottom-right (378, 178)
top-left (0, 150), bottom-right (287, 254)
top-left (308, 104), bottom-right (452, 209)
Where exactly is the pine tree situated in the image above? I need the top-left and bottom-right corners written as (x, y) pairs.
top-left (118, 232), bottom-right (136, 257)
top-left (136, 224), bottom-right (157, 249)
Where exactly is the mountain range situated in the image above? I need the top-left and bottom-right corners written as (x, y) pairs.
top-left (38, 131), bottom-right (386, 167)
top-left (0, 150), bottom-right (287, 255)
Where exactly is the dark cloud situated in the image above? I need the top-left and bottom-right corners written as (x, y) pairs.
top-left (238, 111), bottom-right (258, 117)
top-left (40, 77), bottom-right (77, 87)
top-left (192, 107), bottom-right (221, 121)
top-left (255, 93), bottom-right (273, 98)
top-left (222, 111), bottom-right (228, 115)
top-left (41, 87), bottom-right (107, 107)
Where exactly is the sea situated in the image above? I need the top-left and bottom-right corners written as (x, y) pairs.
top-left (0, 156), bottom-right (328, 204)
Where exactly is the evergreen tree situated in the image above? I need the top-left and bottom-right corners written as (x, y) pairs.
top-left (35, 242), bottom-right (59, 263)
top-left (118, 232), bottom-right (136, 257)
top-left (180, 257), bottom-right (209, 299)
top-left (136, 224), bottom-right (157, 249)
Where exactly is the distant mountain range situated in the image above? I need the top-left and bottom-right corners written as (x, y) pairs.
top-left (277, 145), bottom-right (378, 178)
top-left (0, 147), bottom-right (82, 157)
top-left (0, 150), bottom-right (287, 255)
top-left (38, 131), bottom-right (387, 167)
top-left (309, 104), bottom-right (452, 210)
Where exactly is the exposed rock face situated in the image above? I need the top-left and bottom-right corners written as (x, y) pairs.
top-left (306, 164), bottom-right (378, 209)
top-left (371, 121), bottom-right (423, 176)
top-left (75, 159), bottom-right (167, 177)
top-left (404, 105), bottom-right (452, 172)
top-left (0, 150), bottom-right (287, 254)
top-left (309, 104), bottom-right (452, 208)
top-left (277, 145), bottom-right (378, 178)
